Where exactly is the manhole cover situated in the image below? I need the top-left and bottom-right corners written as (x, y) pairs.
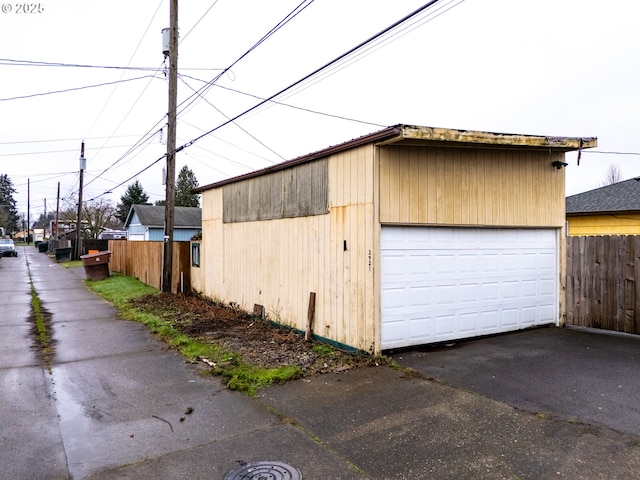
top-left (224, 461), bottom-right (302, 480)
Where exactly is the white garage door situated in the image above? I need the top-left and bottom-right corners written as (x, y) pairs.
top-left (381, 227), bottom-right (558, 349)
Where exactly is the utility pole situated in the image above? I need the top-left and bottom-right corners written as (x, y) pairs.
top-left (75, 142), bottom-right (86, 260)
top-left (162, 0), bottom-right (178, 293)
top-left (43, 198), bottom-right (47, 239)
top-left (55, 182), bottom-right (60, 242)
top-left (27, 178), bottom-right (30, 243)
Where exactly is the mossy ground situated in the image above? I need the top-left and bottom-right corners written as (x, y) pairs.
top-left (86, 274), bottom-right (390, 395)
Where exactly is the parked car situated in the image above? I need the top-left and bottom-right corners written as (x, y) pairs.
top-left (0, 239), bottom-right (18, 257)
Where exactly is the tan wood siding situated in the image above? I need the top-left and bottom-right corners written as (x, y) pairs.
top-left (567, 214), bottom-right (640, 236)
top-left (195, 145), bottom-right (379, 353)
top-left (379, 146), bottom-right (566, 227)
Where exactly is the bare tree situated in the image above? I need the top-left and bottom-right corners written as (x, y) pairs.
top-left (82, 199), bottom-right (117, 239)
top-left (601, 164), bottom-right (623, 186)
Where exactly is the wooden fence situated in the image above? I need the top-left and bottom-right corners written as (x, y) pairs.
top-left (566, 235), bottom-right (640, 334)
top-left (107, 240), bottom-right (191, 294)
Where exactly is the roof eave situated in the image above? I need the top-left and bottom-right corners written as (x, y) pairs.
top-left (567, 209), bottom-right (639, 216)
top-left (194, 124), bottom-right (597, 192)
top-left (378, 125), bottom-right (597, 151)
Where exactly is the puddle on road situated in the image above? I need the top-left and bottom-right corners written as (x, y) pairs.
top-left (51, 367), bottom-right (101, 458)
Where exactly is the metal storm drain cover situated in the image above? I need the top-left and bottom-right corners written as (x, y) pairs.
top-left (224, 461), bottom-right (302, 480)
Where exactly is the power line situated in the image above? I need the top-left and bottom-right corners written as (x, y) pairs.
top-left (178, 75), bottom-right (285, 161)
top-left (75, 0), bottom-right (457, 203)
top-left (585, 150), bottom-right (640, 156)
top-left (180, 1), bottom-right (220, 44)
top-left (60, 0), bottom-right (212, 191)
top-left (82, 0), bottom-right (318, 200)
top-left (0, 74), bottom-right (163, 102)
top-left (85, 0), bottom-right (454, 202)
top-left (84, 153), bottom-right (165, 203)
top-left (0, 143), bottom-right (145, 157)
top-left (178, 0), bottom-right (446, 153)
top-left (83, 0), bottom-right (165, 140)
top-left (177, 124), bottom-right (275, 169)
top-left (204, 80), bottom-right (385, 128)
top-left (266, 0), bottom-right (465, 106)
top-left (0, 58), bottom-right (159, 71)
top-left (0, 133), bottom-right (148, 146)
top-left (174, 0), bottom-right (316, 121)
top-left (82, 128), bottom-right (162, 188)
top-left (0, 58), bottom-right (224, 72)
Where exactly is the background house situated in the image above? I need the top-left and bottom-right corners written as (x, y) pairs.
top-left (125, 204), bottom-right (201, 241)
top-left (566, 178), bottom-right (640, 236)
top-left (192, 124), bottom-right (596, 354)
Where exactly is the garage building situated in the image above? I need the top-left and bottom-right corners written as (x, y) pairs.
top-left (191, 125), bottom-right (596, 354)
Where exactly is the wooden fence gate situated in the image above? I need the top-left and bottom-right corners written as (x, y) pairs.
top-left (566, 235), bottom-right (640, 334)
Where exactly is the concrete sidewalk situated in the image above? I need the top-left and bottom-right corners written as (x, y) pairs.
top-left (2, 246), bottom-right (640, 479)
top-left (1, 247), bottom-right (362, 480)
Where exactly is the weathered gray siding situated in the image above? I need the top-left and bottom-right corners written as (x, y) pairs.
top-left (223, 159), bottom-right (328, 223)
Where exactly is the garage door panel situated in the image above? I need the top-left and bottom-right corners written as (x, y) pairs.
top-left (381, 227), bottom-right (558, 349)
top-left (521, 306), bottom-right (537, 325)
top-left (409, 286), bottom-right (431, 307)
top-left (435, 284), bottom-right (456, 305)
top-left (482, 310), bottom-right (499, 330)
top-left (501, 308), bottom-right (519, 327)
top-left (459, 284), bottom-right (479, 304)
top-left (381, 254), bottom-right (405, 276)
top-left (459, 312), bottom-right (479, 333)
top-left (435, 314), bottom-right (455, 336)
top-left (381, 287), bottom-right (405, 311)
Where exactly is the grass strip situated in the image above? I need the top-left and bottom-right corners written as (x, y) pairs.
top-left (30, 285), bottom-right (47, 347)
top-left (59, 260), bottom-right (83, 268)
top-left (85, 273), bottom-right (302, 395)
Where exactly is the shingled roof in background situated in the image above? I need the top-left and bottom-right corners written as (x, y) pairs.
top-left (125, 204), bottom-right (202, 228)
top-left (566, 178), bottom-right (640, 214)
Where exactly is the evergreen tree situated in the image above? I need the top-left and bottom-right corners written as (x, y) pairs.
top-left (116, 180), bottom-right (150, 223)
top-left (175, 165), bottom-right (200, 207)
top-left (33, 211), bottom-right (55, 230)
top-left (0, 174), bottom-right (20, 234)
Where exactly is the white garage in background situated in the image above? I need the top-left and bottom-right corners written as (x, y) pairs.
top-left (381, 226), bottom-right (558, 349)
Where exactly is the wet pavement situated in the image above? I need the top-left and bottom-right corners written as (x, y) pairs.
top-left (1, 247), bottom-right (361, 480)
top-left (1, 246), bottom-right (640, 479)
top-left (390, 327), bottom-right (640, 437)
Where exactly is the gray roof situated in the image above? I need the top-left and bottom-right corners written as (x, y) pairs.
top-left (125, 204), bottom-right (201, 228)
top-left (566, 178), bottom-right (640, 214)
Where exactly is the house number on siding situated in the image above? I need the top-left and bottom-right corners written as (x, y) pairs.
top-left (368, 250), bottom-right (372, 271)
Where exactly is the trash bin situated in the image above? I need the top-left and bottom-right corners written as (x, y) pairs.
top-left (55, 247), bottom-right (73, 263)
top-left (80, 250), bottom-right (112, 281)
top-left (38, 242), bottom-right (49, 253)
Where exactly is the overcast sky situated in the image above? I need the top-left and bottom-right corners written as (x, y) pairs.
top-left (2, 0), bottom-right (639, 222)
